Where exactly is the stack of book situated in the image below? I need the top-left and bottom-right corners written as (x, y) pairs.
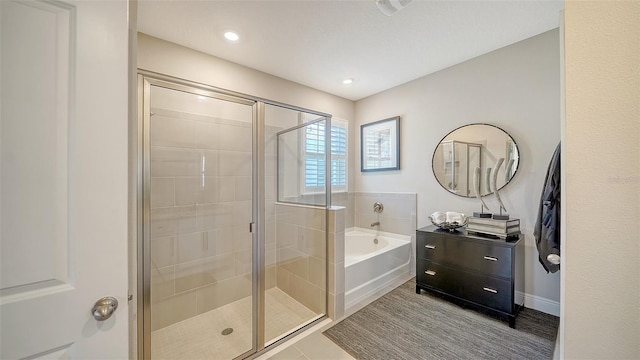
top-left (467, 217), bottom-right (520, 239)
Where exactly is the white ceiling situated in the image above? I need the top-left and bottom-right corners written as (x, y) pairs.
top-left (138, 0), bottom-right (564, 101)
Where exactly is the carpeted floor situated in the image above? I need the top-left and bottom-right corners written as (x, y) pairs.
top-left (324, 279), bottom-right (559, 360)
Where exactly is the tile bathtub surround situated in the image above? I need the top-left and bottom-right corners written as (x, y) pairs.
top-left (351, 192), bottom-right (417, 275)
top-left (149, 107), bottom-right (255, 330)
top-left (353, 192), bottom-right (417, 235)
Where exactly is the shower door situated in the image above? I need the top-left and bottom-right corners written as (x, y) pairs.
top-left (142, 78), bottom-right (257, 360)
top-left (140, 74), bottom-right (330, 359)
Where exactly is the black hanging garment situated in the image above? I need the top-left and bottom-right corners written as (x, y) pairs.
top-left (534, 143), bottom-right (561, 273)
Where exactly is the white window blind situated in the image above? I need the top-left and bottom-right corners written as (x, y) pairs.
top-left (304, 118), bottom-right (348, 192)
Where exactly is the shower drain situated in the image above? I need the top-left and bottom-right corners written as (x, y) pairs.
top-left (221, 328), bottom-right (234, 336)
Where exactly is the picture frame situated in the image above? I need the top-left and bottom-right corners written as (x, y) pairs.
top-left (361, 116), bottom-right (400, 172)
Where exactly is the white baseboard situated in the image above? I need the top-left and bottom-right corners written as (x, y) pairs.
top-left (517, 291), bottom-right (560, 316)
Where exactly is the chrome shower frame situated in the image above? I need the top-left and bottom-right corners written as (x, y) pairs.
top-left (136, 70), bottom-right (331, 360)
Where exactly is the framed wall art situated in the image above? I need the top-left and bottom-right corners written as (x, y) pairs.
top-left (360, 116), bottom-right (400, 172)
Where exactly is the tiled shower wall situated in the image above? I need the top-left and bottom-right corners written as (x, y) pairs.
top-left (150, 108), bottom-right (254, 330)
top-left (274, 204), bottom-right (326, 314)
top-left (331, 192), bottom-right (354, 228)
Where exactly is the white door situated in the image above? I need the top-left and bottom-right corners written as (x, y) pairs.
top-left (0, 0), bottom-right (130, 359)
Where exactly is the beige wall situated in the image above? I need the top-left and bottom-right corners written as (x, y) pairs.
top-left (355, 30), bottom-right (562, 312)
top-left (137, 33), bottom-right (357, 193)
top-left (563, 1), bottom-right (640, 358)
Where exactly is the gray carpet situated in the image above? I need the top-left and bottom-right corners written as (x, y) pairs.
top-left (324, 279), bottom-right (559, 360)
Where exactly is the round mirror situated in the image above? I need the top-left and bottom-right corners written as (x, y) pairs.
top-left (432, 123), bottom-right (519, 197)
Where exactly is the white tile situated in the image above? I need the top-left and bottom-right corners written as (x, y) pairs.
top-left (379, 216), bottom-right (411, 235)
top-left (308, 256), bottom-right (325, 289)
top-left (266, 344), bottom-right (306, 360)
top-left (235, 176), bottom-right (252, 201)
top-left (217, 123), bottom-right (252, 152)
top-left (151, 178), bottom-right (174, 208)
top-left (196, 121), bottom-right (219, 149)
top-left (265, 175), bottom-right (276, 201)
top-left (150, 208), bottom-right (178, 237)
top-left (215, 226), bottom-right (234, 255)
top-left (151, 265), bottom-right (175, 303)
top-left (218, 176), bottom-right (236, 202)
top-left (265, 153), bottom-right (277, 177)
top-left (177, 206), bottom-right (198, 235)
top-left (301, 228), bottom-right (325, 259)
top-left (151, 114), bottom-right (198, 148)
top-left (295, 332), bottom-right (354, 360)
top-left (232, 200), bottom-right (252, 226)
top-left (232, 225), bottom-right (252, 251)
top-left (196, 203), bottom-right (232, 231)
top-left (151, 146), bottom-right (201, 177)
top-left (151, 287), bottom-right (318, 359)
top-left (234, 250), bottom-right (252, 275)
top-left (174, 259), bottom-right (215, 293)
top-left (151, 206), bottom-right (197, 238)
top-left (219, 150), bottom-right (252, 176)
top-left (202, 230), bottom-right (217, 258)
top-left (175, 176), bottom-right (218, 206)
top-left (289, 274), bottom-right (325, 314)
top-left (177, 232), bottom-right (204, 264)
top-left (333, 261), bottom-right (345, 296)
top-left (201, 149), bottom-right (219, 176)
top-left (303, 208), bottom-right (325, 231)
top-left (151, 289), bottom-right (197, 331)
top-left (151, 236), bottom-right (177, 268)
top-left (195, 274), bottom-right (251, 313)
top-left (205, 253), bottom-right (236, 282)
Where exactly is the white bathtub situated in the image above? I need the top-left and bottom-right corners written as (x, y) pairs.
top-left (344, 228), bottom-right (412, 309)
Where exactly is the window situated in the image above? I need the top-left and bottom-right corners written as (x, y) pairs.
top-left (304, 118), bottom-right (348, 193)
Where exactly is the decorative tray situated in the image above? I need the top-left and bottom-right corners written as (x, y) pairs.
top-left (429, 212), bottom-right (468, 232)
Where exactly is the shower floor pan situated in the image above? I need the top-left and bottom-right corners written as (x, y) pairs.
top-left (151, 288), bottom-right (320, 359)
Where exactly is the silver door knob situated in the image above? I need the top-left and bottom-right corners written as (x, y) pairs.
top-left (92, 296), bottom-right (118, 321)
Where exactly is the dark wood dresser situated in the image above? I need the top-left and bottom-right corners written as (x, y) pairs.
top-left (416, 225), bottom-right (524, 327)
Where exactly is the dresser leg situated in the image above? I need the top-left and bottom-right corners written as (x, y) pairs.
top-left (509, 317), bottom-right (516, 329)
top-left (416, 285), bottom-right (421, 294)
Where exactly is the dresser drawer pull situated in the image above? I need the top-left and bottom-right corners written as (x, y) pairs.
top-left (425, 270), bottom-right (437, 276)
top-left (483, 287), bottom-right (498, 294)
top-left (483, 256), bottom-right (498, 261)
top-left (425, 244), bottom-right (436, 249)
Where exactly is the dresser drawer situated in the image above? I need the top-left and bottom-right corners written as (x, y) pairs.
top-left (417, 232), bottom-right (512, 278)
top-left (417, 259), bottom-right (513, 314)
top-left (464, 273), bottom-right (513, 313)
top-left (416, 233), bottom-right (445, 260)
top-left (416, 260), bottom-right (465, 299)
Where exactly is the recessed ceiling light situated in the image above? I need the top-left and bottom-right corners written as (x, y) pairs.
top-left (224, 31), bottom-right (239, 42)
top-left (343, 78), bottom-right (354, 85)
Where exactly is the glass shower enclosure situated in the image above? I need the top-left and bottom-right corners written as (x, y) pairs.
top-left (139, 73), bottom-right (329, 359)
top-left (433, 140), bottom-right (482, 197)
